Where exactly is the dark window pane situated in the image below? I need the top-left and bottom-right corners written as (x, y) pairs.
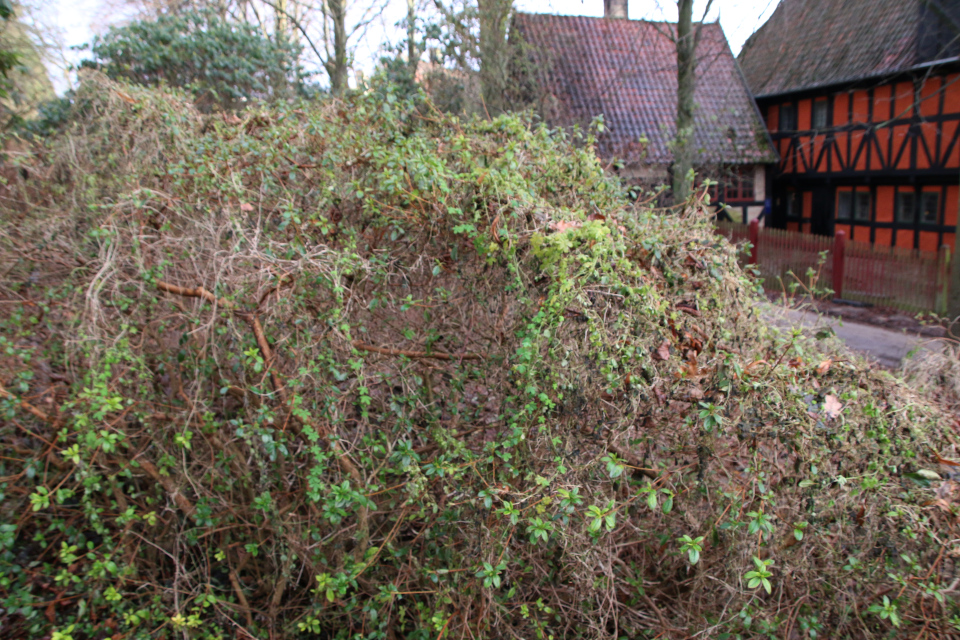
top-left (812, 100), bottom-right (829, 129)
top-left (921, 191), bottom-right (940, 224)
top-left (780, 104), bottom-right (796, 131)
top-left (854, 192), bottom-right (871, 221)
top-left (837, 191), bottom-right (852, 219)
top-left (787, 191), bottom-right (803, 218)
top-left (895, 191), bottom-right (916, 223)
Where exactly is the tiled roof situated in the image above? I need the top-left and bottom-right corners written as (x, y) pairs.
top-left (738, 0), bottom-right (960, 98)
top-left (512, 13), bottom-right (775, 167)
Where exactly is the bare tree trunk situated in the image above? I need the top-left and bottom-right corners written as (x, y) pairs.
top-left (673, 0), bottom-right (696, 202)
top-left (477, 0), bottom-right (511, 115)
top-left (324, 0), bottom-right (348, 94)
top-left (275, 0), bottom-right (287, 41)
top-left (407, 0), bottom-right (417, 74)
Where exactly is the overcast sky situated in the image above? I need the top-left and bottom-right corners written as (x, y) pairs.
top-left (43, 0), bottom-right (781, 93)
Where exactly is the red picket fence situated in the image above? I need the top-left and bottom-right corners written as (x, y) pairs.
top-left (715, 220), bottom-right (951, 314)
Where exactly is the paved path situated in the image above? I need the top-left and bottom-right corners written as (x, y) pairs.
top-left (774, 308), bottom-right (937, 369)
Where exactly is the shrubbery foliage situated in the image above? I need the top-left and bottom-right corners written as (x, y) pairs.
top-left (0, 74), bottom-right (958, 638)
top-left (87, 11), bottom-right (305, 110)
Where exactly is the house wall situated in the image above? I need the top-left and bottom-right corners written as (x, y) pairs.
top-left (760, 69), bottom-right (960, 251)
top-left (714, 164), bottom-right (768, 224)
top-left (618, 162), bottom-right (771, 224)
top-left (618, 163), bottom-right (670, 184)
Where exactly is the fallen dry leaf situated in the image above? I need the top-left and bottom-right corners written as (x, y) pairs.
top-left (240, 202), bottom-right (255, 212)
top-left (114, 90), bottom-right (138, 104)
top-left (817, 359), bottom-right (832, 375)
top-left (652, 340), bottom-right (671, 361)
top-left (823, 394), bottom-right (843, 419)
top-left (549, 220), bottom-right (581, 233)
top-left (676, 304), bottom-right (701, 318)
top-left (933, 452), bottom-right (960, 466)
top-left (921, 498), bottom-right (953, 514)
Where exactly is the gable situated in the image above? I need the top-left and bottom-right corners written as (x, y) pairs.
top-left (512, 13), bottom-right (776, 167)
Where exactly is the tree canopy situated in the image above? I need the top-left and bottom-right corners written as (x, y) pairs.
top-left (88, 11), bottom-right (306, 110)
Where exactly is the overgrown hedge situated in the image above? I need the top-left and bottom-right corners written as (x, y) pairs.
top-left (0, 73), bottom-right (958, 639)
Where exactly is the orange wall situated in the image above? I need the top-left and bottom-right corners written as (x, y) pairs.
top-left (945, 74), bottom-right (960, 115)
top-left (876, 187), bottom-right (894, 223)
top-left (892, 125), bottom-right (910, 170)
top-left (919, 231), bottom-right (939, 253)
top-left (773, 74), bottom-right (960, 176)
top-left (767, 104), bottom-right (779, 131)
top-left (945, 121), bottom-right (960, 169)
top-left (852, 90), bottom-right (870, 123)
top-left (798, 99), bottom-right (811, 131)
top-left (920, 77), bottom-right (941, 119)
top-left (769, 77), bottom-right (958, 253)
top-left (852, 130), bottom-right (867, 171)
top-left (812, 136), bottom-right (826, 171)
top-left (833, 92), bottom-right (849, 126)
top-left (893, 82), bottom-right (913, 118)
top-left (873, 85), bottom-right (892, 121)
top-left (896, 230), bottom-right (914, 250)
top-left (871, 129), bottom-right (888, 170)
top-left (918, 122), bottom-right (937, 170)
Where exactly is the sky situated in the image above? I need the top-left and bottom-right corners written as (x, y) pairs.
top-left (42, 0), bottom-right (781, 93)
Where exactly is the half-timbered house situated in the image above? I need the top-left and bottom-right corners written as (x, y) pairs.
top-left (739, 0), bottom-right (960, 251)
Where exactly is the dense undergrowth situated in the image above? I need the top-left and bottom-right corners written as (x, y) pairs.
top-left (1, 72), bottom-right (959, 639)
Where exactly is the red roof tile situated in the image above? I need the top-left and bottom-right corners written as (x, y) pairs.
top-left (739, 0), bottom-right (960, 98)
top-left (512, 13), bottom-right (775, 167)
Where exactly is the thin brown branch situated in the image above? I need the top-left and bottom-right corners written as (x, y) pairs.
top-left (0, 383), bottom-right (53, 423)
top-left (137, 458), bottom-right (196, 517)
top-left (157, 281), bottom-right (233, 309)
top-left (237, 312), bottom-right (285, 399)
top-left (230, 569), bottom-right (255, 628)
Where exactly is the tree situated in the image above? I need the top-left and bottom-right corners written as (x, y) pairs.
top-left (475, 0), bottom-right (512, 113)
top-left (0, 0), bottom-right (56, 126)
top-left (427, 0), bottom-right (525, 115)
top-left (323, 0), bottom-right (349, 93)
top-left (107, 0), bottom-right (389, 96)
top-left (0, 0), bottom-right (19, 98)
top-left (88, 11), bottom-right (304, 110)
top-left (672, 0), bottom-right (713, 202)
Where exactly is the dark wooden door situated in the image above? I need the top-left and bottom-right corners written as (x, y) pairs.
top-left (811, 187), bottom-right (833, 236)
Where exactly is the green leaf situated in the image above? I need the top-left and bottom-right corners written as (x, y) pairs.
top-left (661, 495), bottom-right (673, 514)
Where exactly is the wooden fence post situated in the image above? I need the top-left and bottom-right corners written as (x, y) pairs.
top-left (940, 244), bottom-right (951, 315)
top-left (832, 230), bottom-right (846, 299)
top-left (748, 219), bottom-right (759, 265)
